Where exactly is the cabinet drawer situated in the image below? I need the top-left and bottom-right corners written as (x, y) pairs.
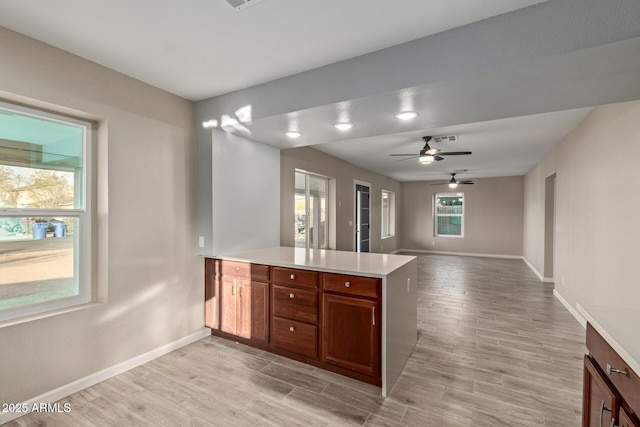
top-left (620, 406), bottom-right (640, 427)
top-left (323, 273), bottom-right (380, 299)
top-left (219, 260), bottom-right (269, 282)
top-left (587, 323), bottom-right (640, 415)
top-left (273, 285), bottom-right (318, 323)
top-left (272, 317), bottom-right (317, 358)
top-left (273, 267), bottom-right (318, 289)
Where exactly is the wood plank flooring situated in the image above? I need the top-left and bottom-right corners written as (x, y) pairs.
top-left (7, 254), bottom-right (586, 426)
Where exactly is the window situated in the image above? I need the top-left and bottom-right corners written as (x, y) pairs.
top-left (0, 101), bottom-right (92, 323)
top-left (434, 193), bottom-right (464, 237)
top-left (381, 190), bottom-right (395, 238)
top-left (294, 170), bottom-right (328, 249)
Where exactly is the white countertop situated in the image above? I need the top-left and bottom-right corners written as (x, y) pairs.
top-left (215, 246), bottom-right (416, 278)
top-left (577, 303), bottom-right (640, 376)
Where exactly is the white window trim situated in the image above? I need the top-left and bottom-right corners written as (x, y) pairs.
top-left (0, 101), bottom-right (93, 325)
top-left (381, 189), bottom-right (395, 239)
top-left (434, 192), bottom-right (465, 238)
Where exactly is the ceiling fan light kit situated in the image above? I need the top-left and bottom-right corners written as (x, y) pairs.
top-left (432, 173), bottom-right (475, 187)
top-left (419, 155), bottom-right (434, 164)
top-left (388, 136), bottom-right (472, 163)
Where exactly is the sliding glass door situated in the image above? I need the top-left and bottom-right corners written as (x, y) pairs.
top-left (295, 171), bottom-right (328, 249)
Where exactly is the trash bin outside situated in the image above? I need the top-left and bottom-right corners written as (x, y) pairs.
top-left (32, 222), bottom-right (48, 239)
top-left (54, 222), bottom-right (67, 237)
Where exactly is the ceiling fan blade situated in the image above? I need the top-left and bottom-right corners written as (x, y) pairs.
top-left (430, 182), bottom-right (448, 185)
top-left (396, 156), bottom-right (419, 162)
top-left (389, 154), bottom-right (418, 156)
top-left (437, 151), bottom-right (472, 156)
top-left (458, 180), bottom-right (474, 184)
top-left (434, 155), bottom-right (444, 161)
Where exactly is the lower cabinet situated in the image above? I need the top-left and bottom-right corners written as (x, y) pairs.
top-left (271, 268), bottom-right (319, 358)
top-left (583, 323), bottom-right (640, 427)
top-left (205, 259), bottom-right (269, 344)
top-left (205, 259), bottom-right (383, 385)
top-left (220, 277), bottom-right (269, 343)
top-left (583, 354), bottom-right (619, 427)
top-left (321, 293), bottom-right (379, 377)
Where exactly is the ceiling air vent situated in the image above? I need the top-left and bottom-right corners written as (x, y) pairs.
top-left (224, 0), bottom-right (264, 12)
top-left (433, 135), bottom-right (458, 143)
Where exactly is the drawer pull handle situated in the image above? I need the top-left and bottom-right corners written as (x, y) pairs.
top-left (289, 293), bottom-right (295, 299)
top-left (599, 400), bottom-right (612, 427)
top-left (290, 274), bottom-right (295, 280)
top-left (372, 306), bottom-right (376, 326)
top-left (606, 363), bottom-right (628, 376)
top-left (289, 326), bottom-right (295, 332)
top-left (345, 281), bottom-right (351, 288)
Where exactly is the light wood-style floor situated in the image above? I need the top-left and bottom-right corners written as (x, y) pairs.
top-left (7, 254), bottom-right (586, 426)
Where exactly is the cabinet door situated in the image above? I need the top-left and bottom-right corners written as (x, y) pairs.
top-left (204, 259), bottom-right (219, 330)
top-left (237, 280), bottom-right (269, 343)
top-left (220, 277), bottom-right (237, 336)
top-left (584, 355), bottom-right (620, 427)
top-left (321, 293), bottom-right (379, 377)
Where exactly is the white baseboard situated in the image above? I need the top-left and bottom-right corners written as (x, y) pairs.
top-left (394, 248), bottom-right (522, 259)
top-left (0, 327), bottom-right (211, 425)
top-left (522, 257), bottom-right (544, 281)
top-left (553, 289), bottom-right (586, 328)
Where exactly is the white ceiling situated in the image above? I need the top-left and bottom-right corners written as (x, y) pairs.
top-left (2, 0), bottom-right (635, 182)
top-left (0, 0), bottom-right (544, 100)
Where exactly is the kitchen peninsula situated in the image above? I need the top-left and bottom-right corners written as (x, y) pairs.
top-left (204, 246), bottom-right (418, 397)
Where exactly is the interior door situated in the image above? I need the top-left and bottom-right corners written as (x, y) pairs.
top-left (355, 183), bottom-right (370, 252)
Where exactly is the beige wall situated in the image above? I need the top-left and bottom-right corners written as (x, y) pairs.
top-left (400, 176), bottom-right (524, 256)
top-left (281, 147), bottom-right (402, 253)
top-left (524, 100), bottom-right (640, 310)
top-left (0, 27), bottom-right (200, 404)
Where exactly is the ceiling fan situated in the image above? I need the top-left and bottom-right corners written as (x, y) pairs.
top-left (389, 136), bottom-right (472, 164)
top-left (431, 173), bottom-right (474, 189)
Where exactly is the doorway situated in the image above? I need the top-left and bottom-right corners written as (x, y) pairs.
top-left (355, 182), bottom-right (370, 252)
top-left (543, 173), bottom-right (556, 280)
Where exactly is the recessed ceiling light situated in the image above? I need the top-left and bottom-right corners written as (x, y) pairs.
top-left (334, 122), bottom-right (354, 131)
top-left (285, 131), bottom-right (302, 139)
top-left (395, 111), bottom-right (418, 121)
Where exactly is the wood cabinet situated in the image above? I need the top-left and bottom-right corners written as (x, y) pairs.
top-left (584, 354), bottom-right (619, 427)
top-left (220, 276), bottom-right (268, 342)
top-left (584, 323), bottom-right (640, 427)
top-left (206, 259), bottom-right (269, 344)
top-left (321, 273), bottom-right (381, 378)
top-left (205, 258), bottom-right (384, 386)
top-left (271, 267), bottom-right (319, 358)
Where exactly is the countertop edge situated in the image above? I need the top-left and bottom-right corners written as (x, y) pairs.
top-left (207, 247), bottom-right (417, 279)
top-left (577, 303), bottom-right (640, 376)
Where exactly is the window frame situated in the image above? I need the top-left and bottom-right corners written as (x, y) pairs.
top-left (434, 192), bottom-right (464, 238)
top-left (381, 189), bottom-right (395, 239)
top-left (0, 100), bottom-right (93, 324)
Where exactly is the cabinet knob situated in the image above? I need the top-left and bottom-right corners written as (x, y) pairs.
top-left (234, 267), bottom-right (240, 272)
top-left (345, 281), bottom-right (351, 288)
top-left (289, 326), bottom-right (295, 332)
top-left (290, 274), bottom-right (296, 280)
top-left (289, 293), bottom-right (295, 299)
